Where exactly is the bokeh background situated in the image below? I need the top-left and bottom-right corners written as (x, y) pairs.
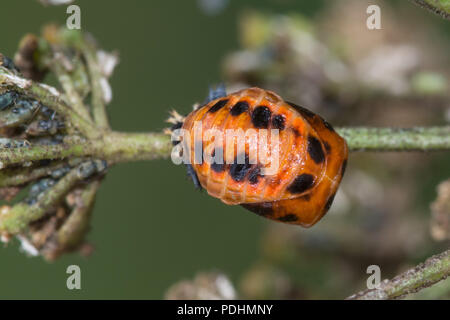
top-left (0, 0), bottom-right (449, 299)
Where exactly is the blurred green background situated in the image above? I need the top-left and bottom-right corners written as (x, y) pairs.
top-left (0, 0), bottom-right (449, 299)
top-left (0, 0), bottom-right (325, 299)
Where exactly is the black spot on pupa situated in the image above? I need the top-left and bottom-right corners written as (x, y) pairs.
top-left (211, 162), bottom-right (225, 172)
top-left (287, 174), bottom-right (315, 194)
top-left (170, 122), bottom-right (183, 146)
top-left (210, 148), bottom-right (225, 172)
top-left (324, 142), bottom-right (331, 154)
top-left (208, 99), bottom-right (228, 113)
top-left (271, 114), bottom-right (285, 130)
top-left (291, 127), bottom-right (301, 137)
top-left (247, 166), bottom-right (263, 184)
top-left (287, 102), bottom-right (315, 118)
top-left (230, 101), bottom-right (249, 116)
top-left (251, 106), bottom-right (271, 128)
top-left (322, 118), bottom-right (335, 132)
top-left (341, 159), bottom-right (348, 176)
top-left (324, 193), bottom-right (336, 211)
top-left (229, 154), bottom-right (252, 182)
top-left (241, 202), bottom-right (273, 216)
top-left (278, 214), bottom-right (298, 222)
top-left (308, 136), bottom-right (325, 164)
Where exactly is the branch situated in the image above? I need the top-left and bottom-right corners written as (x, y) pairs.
top-left (80, 41), bottom-right (110, 129)
top-left (0, 67), bottom-right (98, 138)
top-left (411, 0), bottom-right (450, 20)
top-left (337, 127), bottom-right (450, 151)
top-left (1, 126), bottom-right (449, 172)
top-left (347, 249), bottom-right (450, 299)
top-left (49, 52), bottom-right (92, 121)
top-left (0, 161), bottom-right (102, 233)
top-left (0, 133), bottom-right (172, 169)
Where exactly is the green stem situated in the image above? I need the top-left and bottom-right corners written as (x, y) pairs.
top-left (0, 165), bottom-right (88, 233)
top-left (50, 55), bottom-right (92, 122)
top-left (347, 249), bottom-right (450, 299)
top-left (0, 67), bottom-right (99, 139)
top-left (100, 132), bottom-right (173, 163)
top-left (1, 127), bottom-right (449, 170)
top-left (0, 161), bottom-right (67, 187)
top-left (81, 44), bottom-right (110, 129)
top-left (57, 180), bottom-right (99, 250)
top-left (0, 132), bottom-right (172, 168)
top-left (411, 0), bottom-right (450, 20)
top-left (337, 126), bottom-right (450, 151)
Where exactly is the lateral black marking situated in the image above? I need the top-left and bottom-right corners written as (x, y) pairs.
top-left (278, 214), bottom-right (298, 222)
top-left (241, 202), bottom-right (274, 216)
top-left (287, 174), bottom-right (315, 194)
top-left (307, 135), bottom-right (325, 164)
top-left (230, 101), bottom-right (249, 116)
top-left (271, 114), bottom-right (285, 130)
top-left (208, 99), bottom-right (228, 113)
top-left (229, 154), bottom-right (252, 182)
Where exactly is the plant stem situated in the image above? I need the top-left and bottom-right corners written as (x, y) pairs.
top-left (347, 249), bottom-right (450, 299)
top-left (0, 132), bottom-right (172, 167)
top-left (49, 54), bottom-right (92, 121)
top-left (0, 67), bottom-right (98, 139)
top-left (80, 41), bottom-right (110, 129)
top-left (411, 0), bottom-right (450, 20)
top-left (337, 126), bottom-right (450, 151)
top-left (57, 180), bottom-right (99, 251)
top-left (0, 165), bottom-right (89, 233)
top-left (100, 132), bottom-right (173, 163)
top-left (1, 127), bottom-right (449, 170)
top-left (0, 161), bottom-right (67, 187)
